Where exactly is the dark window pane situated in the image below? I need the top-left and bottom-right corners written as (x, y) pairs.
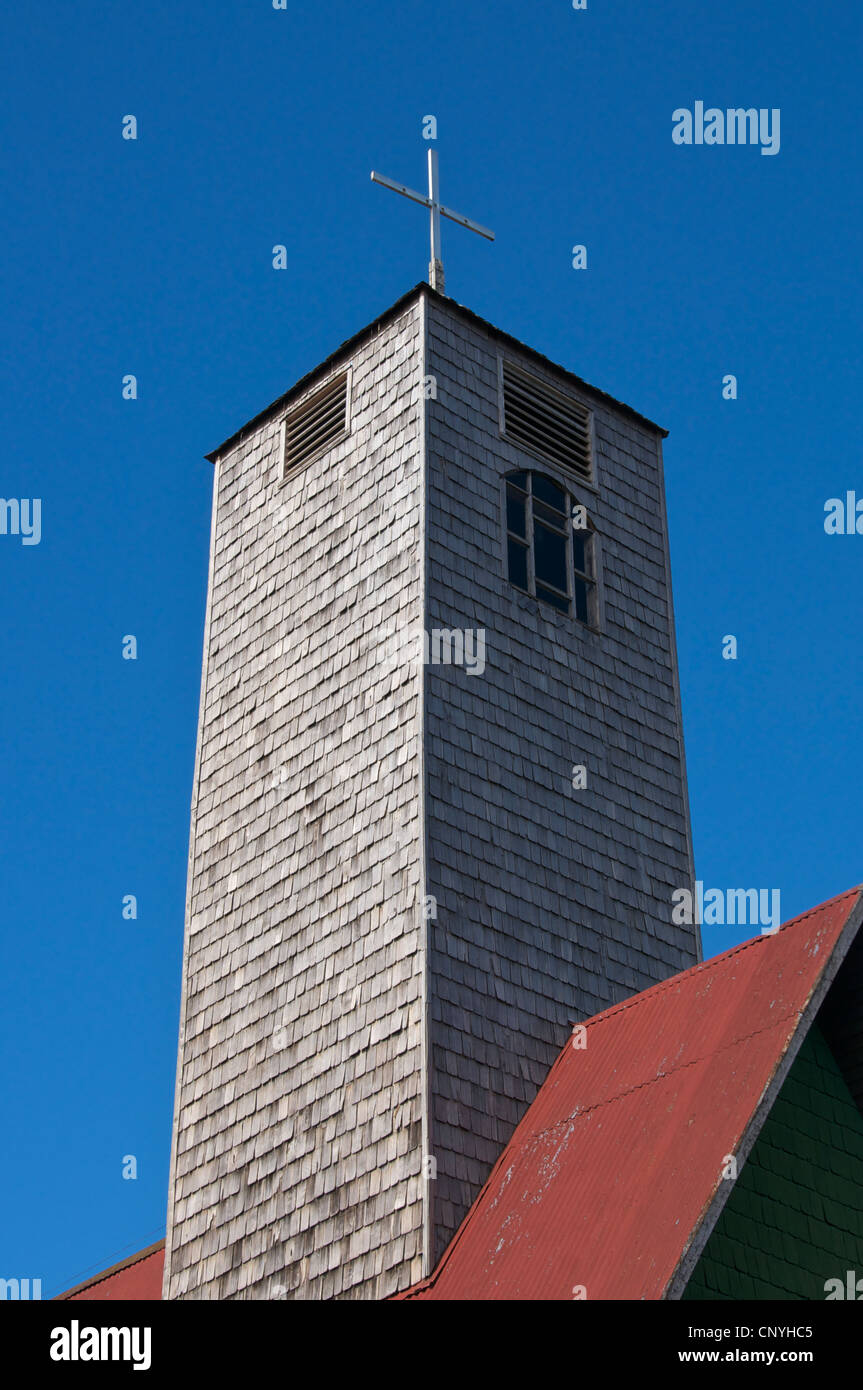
top-left (506, 487), bottom-right (527, 538)
top-left (574, 577), bottom-right (591, 624)
top-left (537, 585), bottom-right (570, 613)
top-left (532, 474), bottom-right (566, 513)
top-left (572, 531), bottom-right (591, 575)
top-left (507, 537), bottom-right (528, 590)
top-left (534, 522), bottom-right (568, 593)
top-left (534, 499), bottom-right (567, 529)
top-left (507, 471), bottom-right (528, 491)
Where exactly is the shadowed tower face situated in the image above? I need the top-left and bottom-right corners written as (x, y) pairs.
top-left (163, 285), bottom-right (699, 1301)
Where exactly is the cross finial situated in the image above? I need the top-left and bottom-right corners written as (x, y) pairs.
top-left (370, 149), bottom-right (494, 294)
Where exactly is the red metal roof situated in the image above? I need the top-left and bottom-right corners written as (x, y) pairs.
top-left (396, 887), bottom-right (863, 1301)
top-left (55, 1240), bottom-right (164, 1301)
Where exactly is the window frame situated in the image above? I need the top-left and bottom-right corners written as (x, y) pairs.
top-left (504, 468), bottom-right (601, 631)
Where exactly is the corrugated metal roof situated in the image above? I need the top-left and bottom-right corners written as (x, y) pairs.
top-left (204, 283), bottom-right (668, 463)
top-left (396, 887), bottom-right (863, 1301)
top-left (55, 1240), bottom-right (165, 1301)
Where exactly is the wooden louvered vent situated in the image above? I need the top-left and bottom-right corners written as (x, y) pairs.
top-left (503, 362), bottom-right (593, 482)
top-left (282, 372), bottom-right (349, 479)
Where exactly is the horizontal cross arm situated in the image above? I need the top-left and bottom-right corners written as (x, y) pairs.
top-left (439, 203), bottom-right (495, 242)
top-left (370, 170), bottom-right (430, 209)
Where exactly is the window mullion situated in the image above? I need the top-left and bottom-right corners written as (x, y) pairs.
top-left (526, 478), bottom-right (536, 597)
top-left (565, 492), bottom-right (573, 604)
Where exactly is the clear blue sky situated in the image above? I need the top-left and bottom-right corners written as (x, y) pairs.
top-left (2, 0), bottom-right (860, 1296)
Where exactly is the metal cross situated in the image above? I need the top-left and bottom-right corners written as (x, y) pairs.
top-left (370, 149), bottom-right (494, 294)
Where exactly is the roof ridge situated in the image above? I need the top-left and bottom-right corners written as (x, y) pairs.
top-left (581, 886), bottom-right (862, 1037)
top-left (54, 1238), bottom-right (165, 1301)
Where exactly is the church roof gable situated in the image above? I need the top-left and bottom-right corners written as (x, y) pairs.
top-left (396, 886), bottom-right (863, 1301)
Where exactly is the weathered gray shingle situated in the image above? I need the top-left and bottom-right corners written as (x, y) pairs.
top-left (164, 287), bottom-right (697, 1300)
top-left (423, 298), bottom-right (697, 1265)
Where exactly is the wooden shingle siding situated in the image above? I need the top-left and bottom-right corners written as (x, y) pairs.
top-left (165, 288), bottom-right (696, 1298)
top-left (165, 304), bottom-right (425, 1300)
top-left (683, 1025), bottom-right (863, 1300)
top-left (423, 299), bottom-right (698, 1264)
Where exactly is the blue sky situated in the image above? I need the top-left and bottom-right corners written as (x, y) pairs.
top-left (1, 0), bottom-right (860, 1295)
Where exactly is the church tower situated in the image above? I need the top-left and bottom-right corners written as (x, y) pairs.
top-left (163, 282), bottom-right (699, 1301)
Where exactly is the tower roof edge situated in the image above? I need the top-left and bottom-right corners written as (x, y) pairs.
top-left (204, 283), bottom-right (667, 463)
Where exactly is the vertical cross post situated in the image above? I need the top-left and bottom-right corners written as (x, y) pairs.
top-left (427, 149), bottom-right (444, 292)
top-left (370, 152), bottom-right (494, 293)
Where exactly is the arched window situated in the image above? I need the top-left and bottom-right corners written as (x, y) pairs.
top-left (505, 471), bottom-right (596, 625)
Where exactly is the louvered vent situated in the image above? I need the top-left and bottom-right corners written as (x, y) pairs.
top-left (503, 362), bottom-right (592, 482)
top-left (282, 372), bottom-right (349, 478)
